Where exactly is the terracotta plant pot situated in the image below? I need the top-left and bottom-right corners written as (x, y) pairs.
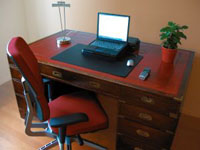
top-left (161, 46), bottom-right (177, 63)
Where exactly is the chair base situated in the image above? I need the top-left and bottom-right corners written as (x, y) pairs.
top-left (39, 139), bottom-right (58, 150)
top-left (38, 136), bottom-right (107, 150)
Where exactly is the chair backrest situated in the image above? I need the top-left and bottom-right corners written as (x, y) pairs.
top-left (7, 37), bottom-right (50, 121)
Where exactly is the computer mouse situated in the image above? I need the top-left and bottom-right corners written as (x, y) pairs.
top-left (127, 59), bottom-right (134, 67)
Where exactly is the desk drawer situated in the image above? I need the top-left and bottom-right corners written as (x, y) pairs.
top-left (118, 118), bottom-right (173, 149)
top-left (39, 64), bottom-right (121, 97)
top-left (119, 103), bottom-right (177, 132)
top-left (15, 94), bottom-right (26, 118)
top-left (12, 79), bottom-right (24, 95)
top-left (117, 134), bottom-right (164, 150)
top-left (120, 87), bottom-right (181, 116)
top-left (10, 66), bottom-right (22, 80)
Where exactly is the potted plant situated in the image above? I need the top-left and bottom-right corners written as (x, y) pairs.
top-left (160, 21), bottom-right (188, 63)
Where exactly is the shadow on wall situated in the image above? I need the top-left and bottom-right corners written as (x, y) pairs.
top-left (182, 52), bottom-right (200, 118)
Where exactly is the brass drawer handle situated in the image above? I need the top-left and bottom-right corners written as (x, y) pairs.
top-left (169, 113), bottom-right (178, 119)
top-left (134, 147), bottom-right (143, 150)
top-left (138, 113), bottom-right (152, 121)
top-left (89, 81), bottom-right (100, 88)
top-left (140, 96), bottom-right (155, 105)
top-left (136, 129), bottom-right (150, 138)
top-left (52, 71), bottom-right (62, 78)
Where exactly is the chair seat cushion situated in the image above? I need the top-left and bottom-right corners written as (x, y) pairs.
top-left (48, 92), bottom-right (108, 136)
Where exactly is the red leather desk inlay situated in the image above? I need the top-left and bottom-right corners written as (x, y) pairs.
top-left (30, 30), bottom-right (194, 99)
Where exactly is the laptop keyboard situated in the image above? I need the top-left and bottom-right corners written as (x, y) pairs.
top-left (90, 40), bottom-right (125, 50)
top-left (82, 46), bottom-right (116, 57)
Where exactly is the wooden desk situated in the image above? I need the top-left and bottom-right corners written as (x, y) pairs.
top-left (8, 30), bottom-right (194, 150)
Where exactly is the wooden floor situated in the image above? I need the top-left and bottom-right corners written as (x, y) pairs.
top-left (0, 81), bottom-right (200, 150)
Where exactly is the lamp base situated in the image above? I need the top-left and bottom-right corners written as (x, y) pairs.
top-left (57, 36), bottom-right (71, 45)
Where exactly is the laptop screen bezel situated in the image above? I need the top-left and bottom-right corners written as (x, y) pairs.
top-left (97, 12), bottom-right (130, 43)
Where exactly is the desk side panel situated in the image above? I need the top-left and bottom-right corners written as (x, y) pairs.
top-left (7, 56), bottom-right (26, 118)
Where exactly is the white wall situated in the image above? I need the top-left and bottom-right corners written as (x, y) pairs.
top-left (0, 0), bottom-right (28, 85)
top-left (23, 0), bottom-right (60, 42)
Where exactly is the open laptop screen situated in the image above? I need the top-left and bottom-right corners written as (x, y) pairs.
top-left (97, 13), bottom-right (130, 42)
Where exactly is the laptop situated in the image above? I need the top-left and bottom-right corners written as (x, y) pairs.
top-left (82, 12), bottom-right (130, 58)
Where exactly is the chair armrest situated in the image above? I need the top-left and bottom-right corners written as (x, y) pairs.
top-left (42, 78), bottom-right (53, 101)
top-left (50, 113), bottom-right (88, 128)
top-left (42, 78), bottom-right (51, 84)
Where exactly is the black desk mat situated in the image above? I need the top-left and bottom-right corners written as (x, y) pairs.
top-left (51, 44), bottom-right (143, 77)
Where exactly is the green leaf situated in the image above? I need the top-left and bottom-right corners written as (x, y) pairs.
top-left (160, 27), bottom-right (171, 32)
top-left (166, 32), bottom-right (171, 36)
top-left (177, 32), bottom-right (187, 39)
top-left (168, 21), bottom-right (175, 27)
top-left (173, 36), bottom-right (180, 44)
top-left (160, 33), bottom-right (168, 40)
top-left (163, 41), bottom-right (169, 48)
top-left (160, 21), bottom-right (188, 49)
top-left (181, 25), bottom-right (188, 29)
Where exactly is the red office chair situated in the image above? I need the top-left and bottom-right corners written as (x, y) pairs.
top-left (7, 37), bottom-right (108, 150)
